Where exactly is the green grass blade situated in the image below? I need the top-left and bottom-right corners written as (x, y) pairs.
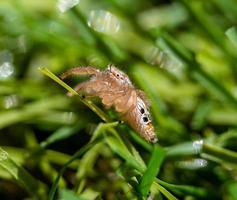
top-left (59, 189), bottom-right (87, 200)
top-left (227, 181), bottom-right (237, 200)
top-left (0, 96), bottom-right (69, 129)
top-left (157, 179), bottom-right (208, 198)
top-left (90, 121), bottom-right (120, 142)
top-left (39, 67), bottom-right (78, 96)
top-left (105, 134), bottom-right (145, 172)
top-left (202, 143), bottom-right (237, 164)
top-left (154, 182), bottom-right (177, 200)
top-left (226, 27), bottom-right (237, 48)
top-left (29, 125), bottom-right (84, 159)
top-left (138, 145), bottom-right (166, 197)
top-left (162, 33), bottom-right (237, 109)
top-left (165, 142), bottom-right (198, 157)
top-left (40, 124), bottom-right (83, 149)
top-left (104, 133), bottom-right (178, 199)
top-left (128, 129), bottom-right (153, 152)
top-left (0, 147), bottom-right (46, 199)
top-left (48, 139), bottom-right (100, 200)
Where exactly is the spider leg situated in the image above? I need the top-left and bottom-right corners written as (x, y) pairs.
top-left (60, 66), bottom-right (100, 79)
top-left (67, 81), bottom-right (95, 97)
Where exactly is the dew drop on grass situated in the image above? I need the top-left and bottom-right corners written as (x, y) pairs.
top-left (0, 148), bottom-right (8, 161)
top-left (176, 158), bottom-right (208, 170)
top-left (57, 0), bottom-right (80, 13)
top-left (87, 10), bottom-right (120, 34)
top-left (145, 46), bottom-right (184, 79)
top-left (4, 95), bottom-right (20, 109)
top-left (0, 50), bottom-right (14, 80)
top-left (193, 139), bottom-right (203, 154)
top-left (0, 62), bottom-right (14, 80)
top-left (63, 111), bottom-right (76, 124)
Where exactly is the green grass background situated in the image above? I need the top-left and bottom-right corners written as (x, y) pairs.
top-left (0, 0), bottom-right (237, 199)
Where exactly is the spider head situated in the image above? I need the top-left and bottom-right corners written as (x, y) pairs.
top-left (107, 64), bottom-right (132, 85)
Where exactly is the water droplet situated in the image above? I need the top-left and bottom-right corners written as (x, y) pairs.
top-left (144, 46), bottom-right (163, 65)
top-left (0, 62), bottom-right (14, 80)
top-left (88, 10), bottom-right (120, 34)
top-left (0, 50), bottom-right (14, 80)
top-left (193, 139), bottom-right (203, 154)
top-left (145, 46), bottom-right (184, 78)
top-left (0, 148), bottom-right (8, 161)
top-left (176, 158), bottom-right (208, 170)
top-left (63, 111), bottom-right (76, 124)
top-left (4, 95), bottom-right (20, 109)
top-left (57, 0), bottom-right (80, 13)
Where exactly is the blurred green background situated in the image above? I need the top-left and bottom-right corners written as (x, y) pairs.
top-left (0, 0), bottom-right (237, 199)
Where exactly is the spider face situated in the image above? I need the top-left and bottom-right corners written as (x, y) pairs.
top-left (136, 97), bottom-right (157, 143)
top-left (137, 97), bottom-right (151, 125)
top-left (107, 65), bottom-right (132, 85)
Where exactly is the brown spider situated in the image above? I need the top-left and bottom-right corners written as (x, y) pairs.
top-left (60, 65), bottom-right (158, 143)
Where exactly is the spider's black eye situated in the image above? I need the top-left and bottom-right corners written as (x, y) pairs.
top-left (143, 117), bottom-right (148, 122)
top-left (140, 108), bottom-right (145, 114)
top-left (116, 74), bottom-right (120, 77)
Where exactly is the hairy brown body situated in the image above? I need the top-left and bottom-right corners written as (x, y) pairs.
top-left (60, 65), bottom-right (158, 143)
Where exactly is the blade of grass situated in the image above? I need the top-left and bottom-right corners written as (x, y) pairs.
top-left (181, 0), bottom-right (224, 47)
top-left (105, 132), bottom-right (208, 198)
top-left (106, 129), bottom-right (147, 171)
top-left (75, 122), bottom-right (122, 194)
top-left (138, 145), bottom-right (166, 197)
top-left (105, 134), bottom-right (145, 172)
top-left (29, 124), bottom-right (84, 159)
top-left (0, 147), bottom-right (46, 199)
top-left (153, 182), bottom-right (177, 200)
top-left (166, 140), bottom-right (237, 164)
top-left (48, 138), bottom-right (100, 200)
top-left (157, 179), bottom-right (208, 198)
top-left (202, 143), bottom-right (237, 164)
top-left (76, 142), bottom-right (104, 192)
top-left (0, 96), bottom-right (69, 129)
top-left (1, 146), bottom-right (80, 169)
top-left (214, 0), bottom-right (237, 20)
top-left (60, 189), bottom-right (87, 200)
top-left (40, 124), bottom-right (83, 149)
top-left (104, 133), bottom-right (178, 199)
top-left (90, 121), bottom-right (120, 142)
top-left (162, 33), bottom-right (237, 109)
top-left (165, 142), bottom-right (198, 157)
top-left (106, 127), bottom-right (210, 198)
top-left (191, 101), bottom-right (212, 130)
top-left (226, 27), bottom-right (237, 48)
top-left (227, 181), bottom-right (237, 200)
top-left (216, 129), bottom-right (237, 147)
top-left (38, 67), bottom-right (110, 122)
top-left (127, 129), bottom-right (153, 152)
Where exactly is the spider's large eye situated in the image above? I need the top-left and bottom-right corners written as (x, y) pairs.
top-left (143, 117), bottom-right (149, 123)
top-left (140, 108), bottom-right (145, 114)
top-left (116, 74), bottom-right (120, 77)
